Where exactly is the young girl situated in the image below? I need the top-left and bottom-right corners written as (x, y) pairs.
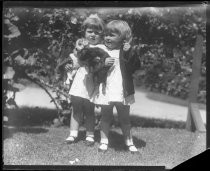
top-left (65, 14), bottom-right (106, 146)
top-left (93, 20), bottom-right (141, 153)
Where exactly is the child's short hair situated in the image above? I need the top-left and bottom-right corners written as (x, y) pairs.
top-left (105, 20), bottom-right (132, 43)
top-left (82, 14), bottom-right (105, 34)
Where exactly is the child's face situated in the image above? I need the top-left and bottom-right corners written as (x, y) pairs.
top-left (104, 31), bottom-right (123, 50)
top-left (85, 28), bottom-right (102, 45)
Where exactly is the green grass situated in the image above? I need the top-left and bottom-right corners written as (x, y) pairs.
top-left (4, 107), bottom-right (58, 127)
top-left (4, 106), bottom-right (186, 129)
top-left (3, 125), bottom-right (206, 168)
top-left (3, 107), bottom-right (206, 168)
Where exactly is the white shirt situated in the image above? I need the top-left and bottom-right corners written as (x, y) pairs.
top-left (91, 48), bottom-right (135, 105)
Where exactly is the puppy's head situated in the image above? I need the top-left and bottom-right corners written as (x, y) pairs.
top-left (78, 47), bottom-right (92, 62)
top-left (78, 47), bottom-right (109, 68)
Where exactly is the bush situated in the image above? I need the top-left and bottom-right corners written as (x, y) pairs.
top-left (3, 6), bottom-right (206, 107)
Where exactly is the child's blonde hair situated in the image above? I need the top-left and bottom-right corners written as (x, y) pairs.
top-left (82, 14), bottom-right (105, 35)
top-left (105, 20), bottom-right (132, 43)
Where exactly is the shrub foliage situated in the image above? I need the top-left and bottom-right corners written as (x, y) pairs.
top-left (3, 7), bottom-right (206, 123)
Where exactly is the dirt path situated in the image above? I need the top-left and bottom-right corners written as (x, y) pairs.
top-left (15, 86), bottom-right (206, 123)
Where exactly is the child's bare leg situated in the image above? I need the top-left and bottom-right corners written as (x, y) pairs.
top-left (115, 102), bottom-right (138, 152)
top-left (99, 104), bottom-right (114, 151)
top-left (66, 96), bottom-right (83, 142)
top-left (83, 99), bottom-right (95, 144)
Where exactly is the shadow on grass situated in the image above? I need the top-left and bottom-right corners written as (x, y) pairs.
top-left (4, 107), bottom-right (58, 127)
top-left (75, 129), bottom-right (101, 143)
top-left (112, 114), bottom-right (186, 130)
top-left (109, 131), bottom-right (146, 152)
top-left (74, 129), bottom-right (146, 152)
top-left (3, 126), bottom-right (49, 140)
top-left (4, 106), bottom-right (186, 129)
top-left (130, 115), bottom-right (186, 129)
top-left (3, 107), bottom-right (55, 140)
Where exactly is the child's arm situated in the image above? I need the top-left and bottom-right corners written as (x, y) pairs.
top-left (123, 45), bottom-right (141, 74)
top-left (59, 39), bottom-right (84, 71)
top-left (56, 57), bottom-right (73, 75)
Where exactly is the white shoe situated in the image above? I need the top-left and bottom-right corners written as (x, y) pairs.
top-left (127, 145), bottom-right (139, 153)
top-left (65, 136), bottom-right (77, 144)
top-left (98, 143), bottom-right (108, 152)
top-left (85, 136), bottom-right (95, 146)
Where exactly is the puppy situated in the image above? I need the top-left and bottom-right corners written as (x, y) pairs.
top-left (78, 47), bottom-right (111, 92)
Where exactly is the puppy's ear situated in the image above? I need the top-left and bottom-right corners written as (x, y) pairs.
top-left (78, 48), bottom-right (89, 61)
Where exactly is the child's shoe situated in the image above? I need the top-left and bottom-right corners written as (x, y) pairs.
top-left (126, 144), bottom-right (139, 154)
top-left (98, 143), bottom-right (108, 153)
top-left (125, 138), bottom-right (139, 154)
top-left (84, 136), bottom-right (95, 146)
top-left (65, 136), bottom-right (77, 144)
top-left (98, 138), bottom-right (108, 152)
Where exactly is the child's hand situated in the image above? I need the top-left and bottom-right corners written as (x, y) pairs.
top-left (123, 37), bottom-right (132, 51)
top-left (73, 48), bottom-right (78, 57)
top-left (65, 63), bottom-right (73, 72)
top-left (123, 42), bottom-right (131, 51)
top-left (105, 57), bottom-right (115, 66)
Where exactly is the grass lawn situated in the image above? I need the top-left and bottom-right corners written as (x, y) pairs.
top-left (3, 107), bottom-right (206, 168)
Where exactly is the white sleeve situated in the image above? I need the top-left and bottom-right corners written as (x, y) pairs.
top-left (95, 44), bottom-right (108, 52)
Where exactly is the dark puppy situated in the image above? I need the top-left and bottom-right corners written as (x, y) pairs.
top-left (78, 47), bottom-right (110, 87)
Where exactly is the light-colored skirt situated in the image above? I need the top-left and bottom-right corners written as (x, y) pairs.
top-left (91, 83), bottom-right (135, 106)
top-left (69, 67), bottom-right (94, 100)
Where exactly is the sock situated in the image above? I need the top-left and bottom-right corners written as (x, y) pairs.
top-left (100, 138), bottom-right (108, 144)
top-left (125, 138), bottom-right (133, 146)
top-left (70, 130), bottom-right (78, 137)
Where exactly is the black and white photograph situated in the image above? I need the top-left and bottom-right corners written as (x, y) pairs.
top-left (3, 1), bottom-right (207, 170)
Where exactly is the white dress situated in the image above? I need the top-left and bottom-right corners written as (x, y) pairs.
top-left (91, 49), bottom-right (135, 105)
top-left (69, 44), bottom-right (107, 100)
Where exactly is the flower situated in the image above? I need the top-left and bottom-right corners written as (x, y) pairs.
top-left (88, 14), bottom-right (99, 19)
top-left (71, 17), bottom-right (77, 24)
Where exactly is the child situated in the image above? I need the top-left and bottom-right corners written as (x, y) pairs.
top-left (65, 14), bottom-right (107, 146)
top-left (94, 20), bottom-right (141, 153)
